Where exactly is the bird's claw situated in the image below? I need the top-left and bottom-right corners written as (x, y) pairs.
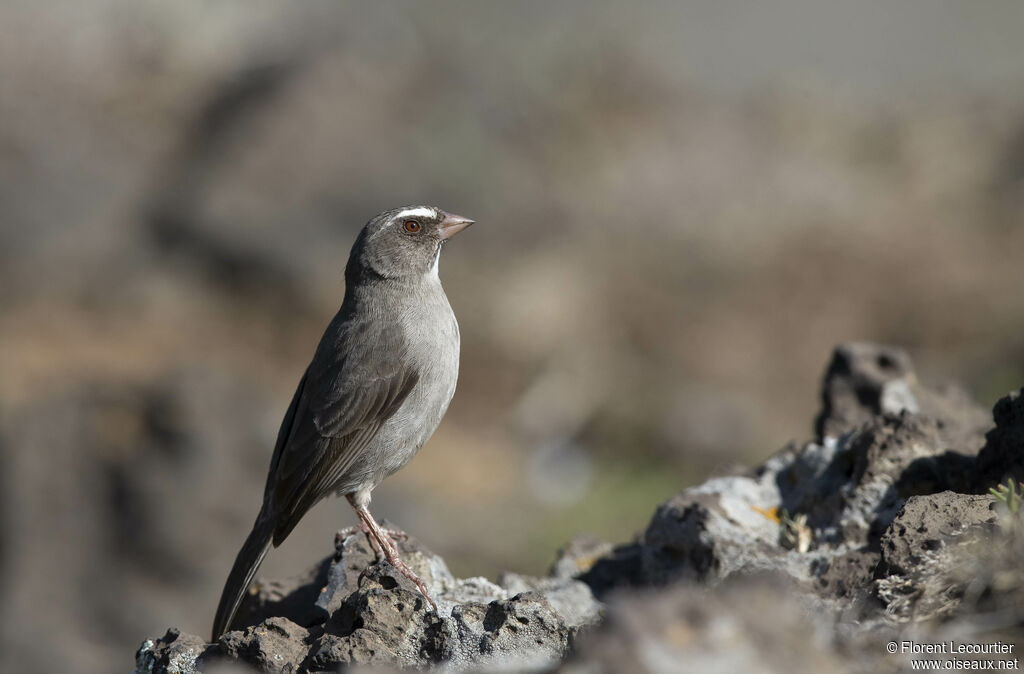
top-left (381, 554), bottom-right (440, 613)
top-left (367, 524), bottom-right (439, 612)
top-left (336, 522), bottom-right (371, 543)
top-left (336, 524), bottom-right (411, 564)
top-left (383, 527), bottom-right (408, 541)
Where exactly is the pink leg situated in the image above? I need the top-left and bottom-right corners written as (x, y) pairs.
top-left (344, 496), bottom-right (438, 612)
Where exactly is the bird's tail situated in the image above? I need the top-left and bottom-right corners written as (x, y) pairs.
top-left (211, 514), bottom-right (274, 640)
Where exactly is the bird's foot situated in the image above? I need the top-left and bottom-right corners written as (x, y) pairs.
top-left (381, 526), bottom-right (408, 541)
top-left (336, 523), bottom-right (409, 563)
top-left (337, 522), bottom-right (384, 560)
top-left (349, 505), bottom-right (439, 613)
top-left (370, 522), bottom-right (438, 610)
top-left (336, 521), bottom-right (371, 542)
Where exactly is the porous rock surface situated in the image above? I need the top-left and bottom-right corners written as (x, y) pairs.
top-left (138, 531), bottom-right (598, 673)
top-left (137, 343), bottom-right (1024, 673)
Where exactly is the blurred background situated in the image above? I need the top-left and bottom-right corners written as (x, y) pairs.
top-left (2, 1), bottom-right (1024, 671)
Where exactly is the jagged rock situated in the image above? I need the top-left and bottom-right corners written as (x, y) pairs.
top-left (141, 530), bottom-right (601, 673)
top-left (315, 568), bottom-right (442, 668)
top-left (218, 618), bottom-right (309, 673)
top-left (573, 542), bottom-right (646, 599)
top-left (813, 342), bottom-right (990, 453)
top-left (641, 473), bottom-right (784, 585)
top-left (498, 573), bottom-right (602, 628)
top-left (547, 537), bottom-right (615, 581)
top-left (570, 348), bottom-right (1024, 656)
top-left (136, 347), bottom-right (1024, 672)
top-left (814, 342), bottom-right (918, 440)
top-left (635, 413), bottom-right (952, 592)
top-left (776, 413), bottom-right (978, 543)
top-left (135, 629), bottom-right (214, 674)
top-left (809, 547), bottom-right (879, 604)
top-left (878, 492), bottom-right (997, 576)
top-left (821, 414), bottom-right (970, 542)
top-left (444, 593), bottom-right (575, 671)
top-left (635, 404), bottom-right (992, 598)
top-left (975, 388), bottom-right (1024, 489)
top-left (874, 513), bottom-right (1013, 625)
top-left (555, 577), bottom-right (858, 674)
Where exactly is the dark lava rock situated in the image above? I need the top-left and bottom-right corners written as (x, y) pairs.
top-left (218, 618), bottom-right (309, 673)
top-left (445, 592), bottom-right (575, 670)
top-left (569, 540), bottom-right (646, 599)
top-left (137, 346), bottom-right (1024, 673)
top-left (137, 531), bottom-right (601, 673)
top-left (135, 628), bottom-right (216, 674)
top-left (782, 413), bottom-right (965, 543)
top-left (317, 562), bottom-right (443, 668)
top-left (555, 577), bottom-right (856, 674)
top-left (878, 492), bottom-right (997, 576)
top-left (810, 548), bottom-right (880, 603)
top-left (813, 342), bottom-right (989, 453)
top-left (975, 388), bottom-right (1024, 490)
top-left (633, 411), bottom-right (974, 595)
top-left (814, 342), bottom-right (917, 440)
top-left (577, 346), bottom-right (1022, 645)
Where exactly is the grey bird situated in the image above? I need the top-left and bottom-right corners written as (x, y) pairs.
top-left (212, 205), bottom-right (473, 639)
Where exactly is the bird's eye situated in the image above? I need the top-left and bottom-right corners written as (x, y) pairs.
top-left (403, 220), bottom-right (422, 233)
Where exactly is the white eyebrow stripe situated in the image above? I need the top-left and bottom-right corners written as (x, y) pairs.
top-left (394, 206), bottom-right (436, 220)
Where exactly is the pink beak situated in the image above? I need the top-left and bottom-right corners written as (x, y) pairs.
top-left (438, 212), bottom-right (475, 240)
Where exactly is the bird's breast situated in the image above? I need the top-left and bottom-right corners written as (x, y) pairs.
top-left (407, 294), bottom-right (459, 390)
top-left (368, 286), bottom-right (459, 479)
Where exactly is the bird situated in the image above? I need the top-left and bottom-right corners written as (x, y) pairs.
top-left (212, 205), bottom-right (474, 640)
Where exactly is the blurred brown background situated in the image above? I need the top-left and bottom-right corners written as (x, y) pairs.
top-left (1, 1), bottom-right (1023, 672)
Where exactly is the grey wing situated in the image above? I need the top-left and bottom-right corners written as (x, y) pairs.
top-left (263, 372), bottom-right (308, 499)
top-left (266, 327), bottom-right (419, 544)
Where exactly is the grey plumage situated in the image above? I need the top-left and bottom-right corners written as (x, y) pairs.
top-left (212, 205), bottom-right (472, 639)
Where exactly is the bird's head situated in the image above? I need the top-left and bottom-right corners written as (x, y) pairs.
top-left (348, 205), bottom-right (474, 281)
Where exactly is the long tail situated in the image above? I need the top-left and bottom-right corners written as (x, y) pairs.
top-left (211, 515), bottom-right (275, 640)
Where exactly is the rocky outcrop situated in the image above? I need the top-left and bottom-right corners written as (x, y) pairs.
top-left (137, 344), bottom-right (1024, 672)
top-left (975, 389), bottom-right (1024, 488)
top-left (138, 532), bottom-right (600, 673)
top-left (812, 342), bottom-right (991, 449)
